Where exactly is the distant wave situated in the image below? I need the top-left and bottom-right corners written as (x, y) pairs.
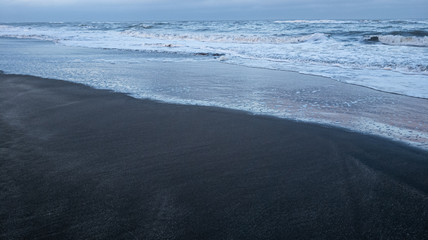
top-left (365, 35), bottom-right (428, 47)
top-left (274, 20), bottom-right (354, 24)
top-left (274, 19), bottom-right (428, 25)
top-left (126, 23), bottom-right (154, 29)
top-left (126, 22), bottom-right (172, 30)
top-left (122, 31), bottom-right (329, 44)
top-left (0, 33), bottom-right (59, 42)
top-left (387, 30), bottom-right (428, 37)
top-left (1, 20), bottom-right (427, 92)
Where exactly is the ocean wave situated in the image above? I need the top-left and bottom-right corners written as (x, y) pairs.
top-left (0, 34), bottom-right (59, 42)
top-left (274, 20), bottom-right (354, 24)
top-left (0, 24), bottom-right (12, 30)
top-left (387, 30), bottom-right (428, 37)
top-left (126, 23), bottom-right (155, 30)
top-left (365, 35), bottom-right (428, 47)
top-left (1, 21), bottom-right (427, 83)
top-left (385, 20), bottom-right (428, 24)
top-left (122, 31), bottom-right (328, 44)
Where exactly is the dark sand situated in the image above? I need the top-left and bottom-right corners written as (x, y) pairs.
top-left (1, 73), bottom-right (427, 239)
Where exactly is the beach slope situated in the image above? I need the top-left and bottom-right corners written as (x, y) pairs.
top-left (1, 73), bottom-right (427, 239)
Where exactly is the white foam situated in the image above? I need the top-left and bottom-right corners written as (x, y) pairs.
top-left (122, 31), bottom-right (328, 44)
top-left (274, 20), bottom-right (354, 24)
top-left (376, 35), bottom-right (428, 47)
top-left (0, 21), bottom-right (427, 99)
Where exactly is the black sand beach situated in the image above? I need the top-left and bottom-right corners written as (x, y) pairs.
top-left (1, 73), bottom-right (428, 239)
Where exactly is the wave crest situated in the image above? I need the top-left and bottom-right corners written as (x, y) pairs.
top-left (274, 20), bottom-right (354, 24)
top-left (122, 31), bottom-right (328, 44)
top-left (366, 35), bottom-right (428, 47)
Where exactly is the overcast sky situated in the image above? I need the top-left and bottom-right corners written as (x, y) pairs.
top-left (0, 0), bottom-right (427, 22)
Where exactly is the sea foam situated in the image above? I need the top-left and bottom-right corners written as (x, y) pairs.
top-left (370, 35), bottom-right (428, 47)
top-left (0, 20), bottom-right (427, 98)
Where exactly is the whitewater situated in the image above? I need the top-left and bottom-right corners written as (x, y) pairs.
top-left (0, 19), bottom-right (427, 98)
top-left (1, 20), bottom-right (428, 149)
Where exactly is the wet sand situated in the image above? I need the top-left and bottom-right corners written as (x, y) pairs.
top-left (1, 73), bottom-right (427, 239)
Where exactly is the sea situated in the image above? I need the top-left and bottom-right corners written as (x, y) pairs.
top-left (0, 20), bottom-right (427, 148)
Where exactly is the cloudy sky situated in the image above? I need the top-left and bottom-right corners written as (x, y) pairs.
top-left (0, 0), bottom-right (427, 22)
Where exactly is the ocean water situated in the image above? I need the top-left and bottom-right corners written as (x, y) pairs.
top-left (1, 20), bottom-right (428, 149)
top-left (0, 20), bottom-right (427, 98)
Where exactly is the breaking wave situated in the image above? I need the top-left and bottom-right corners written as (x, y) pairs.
top-left (122, 31), bottom-right (328, 44)
top-left (274, 20), bottom-right (354, 24)
top-left (366, 35), bottom-right (428, 47)
top-left (1, 20), bottom-right (427, 98)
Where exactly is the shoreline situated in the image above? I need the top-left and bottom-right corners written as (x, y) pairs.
top-left (1, 35), bottom-right (427, 101)
top-left (2, 65), bottom-right (427, 151)
top-left (1, 73), bottom-right (427, 239)
top-left (223, 61), bottom-right (428, 101)
top-left (1, 37), bottom-right (428, 150)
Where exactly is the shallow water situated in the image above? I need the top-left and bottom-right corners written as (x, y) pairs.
top-left (1, 38), bottom-right (427, 149)
top-left (1, 20), bottom-right (427, 98)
